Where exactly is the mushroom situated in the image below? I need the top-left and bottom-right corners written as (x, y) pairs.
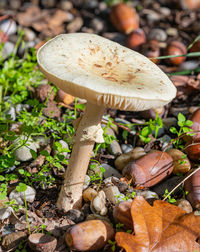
top-left (37, 33), bottom-right (176, 212)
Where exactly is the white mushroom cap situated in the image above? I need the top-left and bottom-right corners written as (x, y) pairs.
top-left (37, 33), bottom-right (176, 111)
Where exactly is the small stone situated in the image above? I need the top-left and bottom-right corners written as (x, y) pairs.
top-left (179, 61), bottom-right (199, 71)
top-left (13, 136), bottom-right (38, 162)
top-left (149, 28), bottom-right (167, 42)
top-left (84, 0), bottom-right (98, 8)
top-left (0, 20), bottom-right (17, 35)
top-left (43, 100), bottom-right (61, 119)
top-left (35, 84), bottom-right (55, 102)
top-left (162, 117), bottom-right (177, 130)
top-left (34, 136), bottom-right (49, 146)
top-left (85, 214), bottom-right (110, 223)
top-left (60, 0), bottom-right (73, 11)
top-left (83, 175), bottom-right (90, 190)
top-left (2, 232), bottom-right (27, 251)
top-left (166, 149), bottom-right (191, 174)
top-left (101, 163), bottom-right (122, 179)
top-left (166, 28), bottom-right (178, 36)
top-left (135, 190), bottom-right (158, 199)
top-left (176, 199), bottom-right (193, 213)
top-left (103, 185), bottom-right (125, 204)
top-left (89, 18), bottom-right (104, 33)
top-left (121, 144), bottom-right (133, 153)
top-left (2, 42), bottom-right (15, 59)
top-left (83, 188), bottom-right (97, 202)
top-left (9, 186), bottom-right (36, 205)
top-left (0, 207), bottom-right (13, 220)
top-left (105, 128), bottom-right (122, 155)
top-left (91, 190), bottom-right (108, 216)
top-left (114, 147), bottom-right (146, 171)
top-left (146, 11), bottom-right (161, 22)
top-left (103, 176), bottom-right (120, 186)
top-left (0, 197), bottom-right (8, 209)
top-left (41, 0), bottom-right (56, 7)
top-left (66, 17), bottom-right (83, 33)
top-left (65, 209), bottom-right (84, 223)
top-left (24, 28), bottom-right (36, 41)
top-left (5, 106), bottom-right (16, 121)
top-left (159, 7), bottom-right (171, 16)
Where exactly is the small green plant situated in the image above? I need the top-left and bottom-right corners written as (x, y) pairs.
top-left (170, 113), bottom-right (193, 149)
top-left (89, 161), bottom-right (105, 191)
top-left (139, 113), bottom-right (163, 143)
top-left (108, 240), bottom-right (117, 252)
top-left (163, 189), bottom-right (176, 204)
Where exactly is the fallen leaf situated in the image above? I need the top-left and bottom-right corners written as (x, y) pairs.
top-left (115, 196), bottom-right (200, 252)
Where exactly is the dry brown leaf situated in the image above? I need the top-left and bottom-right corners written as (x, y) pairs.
top-left (115, 196), bottom-right (200, 252)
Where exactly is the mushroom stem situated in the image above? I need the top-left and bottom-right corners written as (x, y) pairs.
top-left (57, 102), bottom-right (105, 212)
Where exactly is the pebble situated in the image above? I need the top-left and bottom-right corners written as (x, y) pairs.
top-left (103, 176), bottom-right (120, 186)
top-left (159, 7), bottom-right (171, 16)
top-left (114, 147), bottom-right (146, 171)
top-left (85, 214), bottom-right (110, 223)
top-left (158, 134), bottom-right (172, 150)
top-left (166, 27), bottom-right (178, 36)
top-left (2, 231), bottom-right (27, 251)
top-left (146, 11), bottom-right (161, 22)
top-left (0, 20), bottom-right (17, 35)
top-left (162, 117), bottom-right (177, 131)
top-left (121, 144), bottom-right (133, 153)
top-left (84, 0), bottom-right (98, 8)
top-left (103, 185), bottom-right (125, 204)
top-left (83, 175), bottom-right (90, 190)
top-left (166, 149), bottom-right (191, 174)
top-left (101, 163), bottom-right (122, 179)
top-left (9, 186), bottom-right (36, 205)
top-left (176, 199), bottom-right (193, 213)
top-left (152, 127), bottom-right (165, 138)
top-left (179, 61), bottom-right (199, 71)
top-left (135, 190), bottom-right (158, 199)
top-left (89, 18), bottom-right (104, 33)
top-left (53, 139), bottom-right (69, 158)
top-left (23, 28), bottom-right (36, 41)
top-left (60, 0), bottom-right (73, 11)
top-left (41, 0), bottom-right (56, 7)
top-left (65, 209), bottom-right (84, 223)
top-left (43, 100), bottom-right (61, 119)
top-left (149, 28), bottom-right (167, 42)
top-left (66, 17), bottom-right (83, 33)
top-left (105, 127), bottom-right (122, 155)
top-left (2, 42), bottom-right (15, 59)
top-left (0, 207), bottom-right (13, 220)
top-left (13, 136), bottom-right (38, 162)
top-left (83, 187), bottom-right (97, 202)
top-left (5, 107), bottom-right (16, 121)
top-left (91, 190), bottom-right (108, 216)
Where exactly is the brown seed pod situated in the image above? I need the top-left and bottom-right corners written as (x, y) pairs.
top-left (65, 220), bottom-right (115, 251)
top-left (56, 89), bottom-right (75, 105)
top-left (110, 3), bottom-right (139, 34)
top-left (145, 40), bottom-right (160, 64)
top-left (189, 40), bottom-right (200, 53)
top-left (165, 41), bottom-right (187, 66)
top-left (122, 150), bottom-right (174, 188)
top-left (127, 29), bottom-right (146, 49)
top-left (113, 201), bottom-right (133, 229)
top-left (189, 108), bottom-right (200, 142)
top-left (185, 143), bottom-right (200, 161)
top-left (184, 169), bottom-right (200, 209)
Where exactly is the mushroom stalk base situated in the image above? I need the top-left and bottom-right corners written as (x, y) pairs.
top-left (57, 102), bottom-right (105, 212)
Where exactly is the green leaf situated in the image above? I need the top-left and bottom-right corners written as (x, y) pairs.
top-left (170, 127), bottom-right (178, 134)
top-left (178, 113), bottom-right (186, 123)
top-left (40, 150), bottom-right (50, 157)
top-left (30, 149), bottom-right (37, 160)
top-left (0, 192), bottom-right (7, 200)
top-left (16, 183), bottom-right (27, 192)
top-left (182, 127), bottom-right (192, 133)
top-left (185, 120), bottom-right (193, 127)
top-left (0, 175), bottom-right (5, 181)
